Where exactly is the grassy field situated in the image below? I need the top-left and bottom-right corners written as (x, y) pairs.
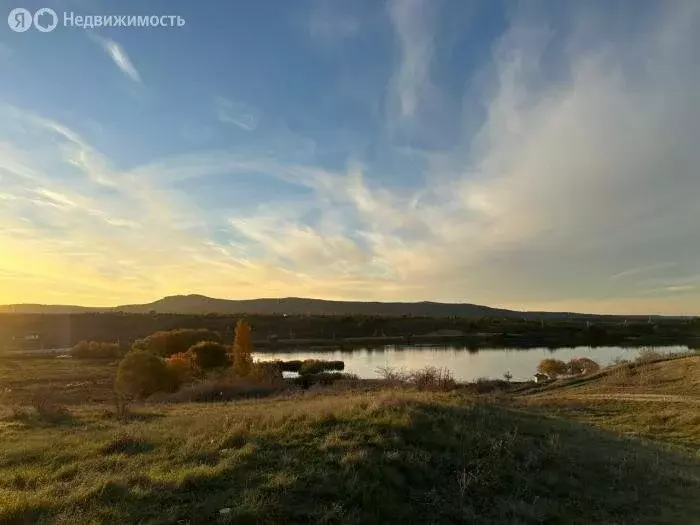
top-left (0, 355), bottom-right (699, 524)
top-left (520, 355), bottom-right (700, 449)
top-left (0, 356), bottom-right (118, 405)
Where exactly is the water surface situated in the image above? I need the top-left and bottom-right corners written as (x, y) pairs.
top-left (253, 345), bottom-right (688, 382)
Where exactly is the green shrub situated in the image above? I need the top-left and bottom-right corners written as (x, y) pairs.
top-left (188, 341), bottom-right (229, 370)
top-left (132, 329), bottom-right (221, 357)
top-left (116, 351), bottom-right (172, 398)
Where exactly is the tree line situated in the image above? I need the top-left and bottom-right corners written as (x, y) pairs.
top-left (2, 312), bottom-right (698, 349)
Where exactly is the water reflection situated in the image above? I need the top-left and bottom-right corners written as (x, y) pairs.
top-left (253, 345), bottom-right (688, 382)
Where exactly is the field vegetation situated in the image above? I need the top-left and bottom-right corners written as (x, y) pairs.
top-left (0, 323), bottom-right (698, 524)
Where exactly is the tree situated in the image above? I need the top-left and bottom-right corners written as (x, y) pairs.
top-left (232, 320), bottom-right (254, 377)
top-left (116, 351), bottom-right (171, 398)
top-left (166, 352), bottom-right (197, 384)
top-left (188, 341), bottom-right (229, 370)
top-left (132, 329), bottom-right (221, 357)
top-left (537, 358), bottom-right (567, 379)
top-left (568, 357), bottom-right (600, 376)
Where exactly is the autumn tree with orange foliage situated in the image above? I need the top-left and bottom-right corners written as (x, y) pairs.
top-left (166, 352), bottom-right (198, 385)
top-left (232, 319), bottom-right (254, 377)
top-left (536, 358), bottom-right (567, 379)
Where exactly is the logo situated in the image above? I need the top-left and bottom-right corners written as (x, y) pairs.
top-left (8, 7), bottom-right (31, 32)
top-left (7, 7), bottom-right (57, 32)
top-left (34, 8), bottom-right (57, 32)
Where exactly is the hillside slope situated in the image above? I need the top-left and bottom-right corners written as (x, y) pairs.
top-left (521, 355), bottom-right (700, 447)
top-left (1, 390), bottom-right (699, 524)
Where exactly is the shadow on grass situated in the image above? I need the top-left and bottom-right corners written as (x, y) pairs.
top-left (7, 401), bottom-right (700, 525)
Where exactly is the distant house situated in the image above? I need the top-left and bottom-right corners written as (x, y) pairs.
top-left (533, 373), bottom-right (550, 384)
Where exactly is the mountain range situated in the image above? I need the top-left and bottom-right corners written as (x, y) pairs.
top-left (0, 294), bottom-right (669, 320)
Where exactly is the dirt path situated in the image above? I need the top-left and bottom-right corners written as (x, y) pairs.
top-left (534, 393), bottom-right (700, 405)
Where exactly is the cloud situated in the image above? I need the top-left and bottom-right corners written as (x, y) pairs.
top-left (387, 0), bottom-right (436, 119)
top-left (216, 97), bottom-right (259, 131)
top-left (1, 3), bottom-right (699, 315)
top-left (91, 35), bottom-right (141, 83)
top-left (609, 263), bottom-right (678, 282)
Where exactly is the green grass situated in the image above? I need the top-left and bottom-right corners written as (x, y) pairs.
top-left (523, 398), bottom-right (700, 448)
top-left (1, 390), bottom-right (699, 524)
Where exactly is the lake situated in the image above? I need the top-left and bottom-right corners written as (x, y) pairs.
top-left (253, 344), bottom-right (689, 382)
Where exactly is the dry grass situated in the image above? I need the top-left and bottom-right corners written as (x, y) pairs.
top-left (147, 377), bottom-right (287, 404)
top-left (520, 355), bottom-right (700, 449)
top-left (0, 356), bottom-right (118, 405)
top-left (1, 390), bottom-right (699, 524)
top-left (374, 365), bottom-right (456, 391)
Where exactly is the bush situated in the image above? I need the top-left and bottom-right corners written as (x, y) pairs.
top-left (166, 352), bottom-right (198, 384)
top-left (537, 359), bottom-right (567, 379)
top-left (116, 351), bottom-right (172, 398)
top-left (70, 341), bottom-right (126, 359)
top-left (298, 359), bottom-right (345, 375)
top-left (132, 329), bottom-right (221, 357)
top-left (276, 360), bottom-right (302, 373)
top-left (373, 365), bottom-right (456, 391)
top-left (567, 357), bottom-right (600, 376)
top-left (188, 341), bottom-right (229, 370)
top-left (409, 366), bottom-right (456, 391)
top-left (375, 365), bottom-right (411, 383)
top-left (250, 361), bottom-right (283, 384)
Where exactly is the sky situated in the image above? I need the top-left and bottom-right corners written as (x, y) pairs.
top-left (0, 0), bottom-right (698, 315)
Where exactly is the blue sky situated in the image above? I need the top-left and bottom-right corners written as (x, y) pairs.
top-left (0, 0), bottom-right (698, 314)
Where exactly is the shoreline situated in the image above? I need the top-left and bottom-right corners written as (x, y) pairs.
top-left (251, 333), bottom-right (698, 352)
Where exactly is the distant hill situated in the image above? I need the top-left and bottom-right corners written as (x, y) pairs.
top-left (0, 294), bottom-right (674, 319)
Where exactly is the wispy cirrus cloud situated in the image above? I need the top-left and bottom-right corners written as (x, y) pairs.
top-left (91, 35), bottom-right (141, 83)
top-left (387, 0), bottom-right (436, 119)
top-left (215, 97), bottom-right (259, 131)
